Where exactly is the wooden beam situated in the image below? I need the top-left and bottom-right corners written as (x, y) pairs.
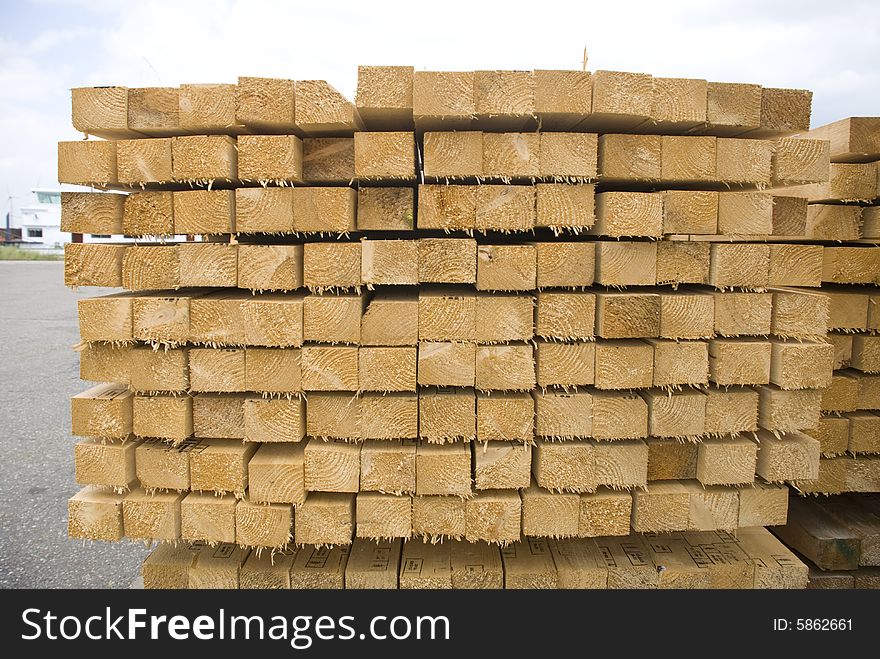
top-left (647, 437), bottom-right (697, 480)
top-left (248, 443), bottom-right (306, 505)
top-left (465, 489), bottom-right (521, 543)
top-left (193, 393), bottom-right (244, 440)
top-left (71, 383), bottom-right (132, 438)
top-left (302, 138), bottom-right (355, 183)
top-left (180, 492), bottom-right (236, 543)
top-left (592, 439), bottom-right (649, 489)
top-left (593, 191), bottom-right (662, 237)
top-left (133, 394), bottom-right (192, 441)
top-left (359, 346), bottom-right (416, 392)
top-left (235, 498), bottom-right (293, 549)
top-left (713, 291), bottom-right (772, 336)
top-left (354, 132), bottom-right (415, 181)
top-left (79, 342), bottom-right (130, 384)
top-left (716, 138), bottom-right (772, 185)
top-left (521, 482), bottom-right (579, 538)
top-left (655, 242), bottom-right (710, 286)
top-left (738, 527), bottom-right (808, 589)
top-left (361, 292), bottom-right (418, 346)
top-left (415, 442), bottom-right (471, 496)
top-left (535, 241), bottom-right (595, 288)
top-left (595, 240), bottom-right (657, 286)
top-left (533, 439), bottom-right (596, 493)
top-left (361, 239), bottom-right (418, 286)
top-left (534, 390), bottom-right (592, 440)
top-left (475, 185), bottom-right (536, 231)
top-left (474, 70), bottom-right (535, 130)
top-left (476, 244), bottom-right (536, 291)
top-left (475, 344), bottom-right (535, 391)
top-left (345, 538), bottom-right (402, 589)
top-left (717, 192), bottom-right (773, 235)
top-left (58, 140), bottom-right (117, 186)
top-left (135, 438), bottom-right (195, 491)
top-left (235, 187), bottom-right (294, 234)
top-left (64, 243), bottom-right (125, 288)
top-left (295, 492), bottom-right (355, 545)
top-left (578, 489), bottom-right (632, 537)
top-left (771, 195), bottom-right (809, 236)
top-left (536, 292), bottom-right (596, 340)
top-left (649, 338), bottom-right (708, 387)
top-left (417, 342), bottom-right (476, 387)
top-left (643, 389), bottom-right (706, 438)
top-left (758, 386), bottom-right (823, 432)
top-left (412, 71), bottom-right (475, 131)
top-left (360, 439), bottom-right (416, 494)
top-left (822, 247), bottom-right (880, 285)
top-left (417, 184), bottom-right (476, 230)
top-left (501, 538), bottom-right (558, 588)
top-left (239, 548), bottom-right (297, 589)
top-left (399, 540), bottom-right (452, 589)
top-left (361, 392), bottom-right (418, 440)
top-left (126, 87), bottom-right (183, 135)
top-left (594, 339), bottom-right (653, 390)
top-left (71, 86), bottom-right (133, 138)
top-left (768, 244), bottom-right (823, 288)
top-left (448, 540), bottom-right (503, 589)
top-left (129, 346), bottom-right (187, 392)
top-left (771, 138), bottom-right (829, 186)
top-left (61, 191), bottom-right (124, 235)
top-left (356, 187), bottom-right (414, 231)
top-left (586, 70), bottom-right (652, 132)
top-left (67, 487), bottom-right (124, 541)
top-left (591, 392), bottom-right (648, 440)
top-left (304, 438), bottom-right (361, 493)
top-left (661, 136), bottom-right (716, 183)
top-left (770, 339), bottom-right (834, 390)
top-left (757, 88), bottom-right (813, 135)
top-left (303, 242), bottom-right (361, 291)
top-left (473, 441), bottom-right (531, 490)
top-left (171, 135), bottom-right (236, 182)
top-left (476, 293), bottom-right (533, 344)
top-left (355, 492), bottom-right (412, 539)
top-left (123, 488), bottom-right (183, 541)
top-left (595, 292), bottom-right (660, 339)
top-left (303, 293), bottom-right (362, 344)
top-left (74, 437), bottom-right (138, 489)
top-left (650, 77), bottom-right (707, 131)
top-left (188, 543), bottom-right (248, 590)
top-left (598, 134), bottom-right (660, 181)
top-left (117, 138), bottom-right (172, 185)
top-left (243, 397), bottom-right (306, 443)
top-left (709, 243), bottom-right (769, 289)
top-left (595, 536), bottom-right (659, 589)
top-left (419, 388), bottom-right (475, 443)
top-left (535, 341), bottom-right (595, 388)
top-left (798, 116), bottom-right (880, 163)
top-left (234, 76), bottom-right (296, 132)
top-left (179, 83), bottom-right (241, 133)
top-left (237, 134), bottom-right (303, 183)
top-left (189, 347), bottom-right (245, 392)
top-left (659, 291), bottom-right (714, 339)
top-left (697, 436), bottom-right (757, 486)
top-left (412, 495), bottom-right (465, 541)
top-left (122, 245), bottom-right (179, 291)
top-left (189, 438), bottom-right (256, 496)
top-left (534, 70), bottom-right (592, 131)
top-left (293, 186), bottom-right (357, 232)
top-left (355, 65), bottom-right (414, 131)
top-left (704, 386), bottom-right (759, 435)
top-left (663, 190), bottom-right (717, 235)
top-left (294, 80), bottom-right (362, 136)
top-left (756, 429), bottom-right (820, 481)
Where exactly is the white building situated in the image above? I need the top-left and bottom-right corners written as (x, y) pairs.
top-left (12, 188), bottom-right (169, 253)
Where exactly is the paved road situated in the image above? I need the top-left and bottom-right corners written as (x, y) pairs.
top-left (0, 261), bottom-right (148, 588)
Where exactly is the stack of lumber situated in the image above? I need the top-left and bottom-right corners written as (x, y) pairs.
top-left (139, 527), bottom-right (807, 589)
top-left (62, 68), bottom-right (844, 588)
top-left (770, 493), bottom-right (880, 588)
top-left (785, 117), bottom-right (880, 497)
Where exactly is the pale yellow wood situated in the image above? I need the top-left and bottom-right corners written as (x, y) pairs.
top-left (361, 292), bottom-right (418, 346)
top-left (416, 442), bottom-right (471, 496)
top-left (171, 135), bottom-right (237, 182)
top-left (68, 487), bottom-right (124, 541)
top-left (235, 76), bottom-right (296, 132)
top-left (237, 134), bottom-right (303, 182)
top-left (345, 538), bottom-right (402, 589)
top-left (534, 390), bottom-right (592, 440)
top-left (235, 186), bottom-right (295, 233)
top-left (74, 437), bottom-right (139, 488)
top-left (591, 438), bottom-right (649, 488)
top-left (58, 140), bottom-right (117, 185)
top-left (360, 440), bottom-right (416, 494)
top-left (696, 437), bottom-right (758, 486)
top-left (189, 438), bottom-right (256, 496)
top-left (419, 388), bottom-right (476, 443)
top-left (355, 492), bottom-right (412, 539)
top-left (64, 243), bottom-right (125, 288)
top-left (235, 498), bottom-right (293, 549)
top-left (642, 389), bottom-right (707, 437)
top-left (117, 138), bottom-right (172, 184)
top-left (355, 65), bottom-right (413, 131)
top-left (295, 79), bottom-right (362, 136)
top-left (294, 492), bottom-right (355, 546)
top-left (465, 489), bottom-right (521, 544)
top-left (357, 187), bottom-right (414, 230)
top-left (704, 386), bottom-right (759, 435)
top-left (360, 392), bottom-right (418, 440)
top-left (71, 383), bottom-right (132, 438)
top-left (473, 441), bottom-right (531, 490)
top-left (302, 137), bottom-right (355, 182)
top-left (412, 495), bottom-right (465, 540)
top-left (248, 443), bottom-right (306, 505)
top-left (123, 487), bottom-right (183, 541)
top-left (303, 293), bottom-right (363, 344)
top-left (755, 429), bottom-right (820, 481)
top-left (61, 191), bottom-right (125, 235)
top-left (595, 292), bottom-right (660, 339)
top-left (501, 538), bottom-right (557, 588)
top-left (354, 132), bottom-right (415, 180)
top-left (71, 86), bottom-right (133, 139)
top-left (180, 492), bottom-right (237, 543)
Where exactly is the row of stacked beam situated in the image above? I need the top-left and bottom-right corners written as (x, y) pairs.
top-left (64, 68), bottom-right (833, 554)
top-left (135, 528), bottom-right (811, 589)
top-left (70, 69), bottom-right (811, 139)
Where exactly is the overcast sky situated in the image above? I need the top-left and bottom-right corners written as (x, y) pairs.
top-left (1, 0), bottom-right (878, 218)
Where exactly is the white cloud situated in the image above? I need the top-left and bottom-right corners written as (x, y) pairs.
top-left (1, 0), bottom-right (878, 217)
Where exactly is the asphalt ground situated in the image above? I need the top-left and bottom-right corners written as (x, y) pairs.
top-left (0, 261), bottom-right (148, 588)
